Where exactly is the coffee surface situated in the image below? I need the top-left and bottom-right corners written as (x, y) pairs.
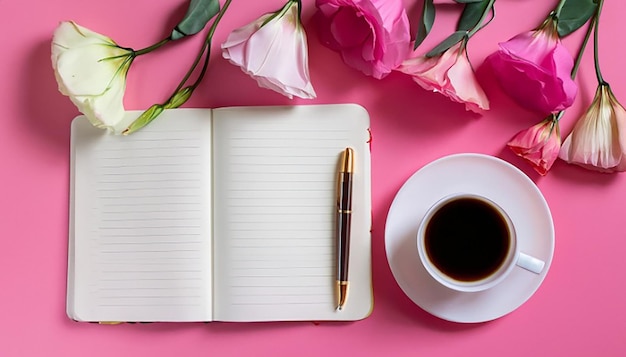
top-left (424, 197), bottom-right (510, 282)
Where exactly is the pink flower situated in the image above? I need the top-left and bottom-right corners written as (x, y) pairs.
top-left (221, 0), bottom-right (316, 99)
top-left (315, 0), bottom-right (411, 79)
top-left (507, 116), bottom-right (561, 176)
top-left (485, 17), bottom-right (577, 115)
top-left (396, 42), bottom-right (489, 113)
top-left (559, 84), bottom-right (626, 173)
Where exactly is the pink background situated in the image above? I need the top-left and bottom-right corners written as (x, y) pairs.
top-left (2, 0), bottom-right (625, 355)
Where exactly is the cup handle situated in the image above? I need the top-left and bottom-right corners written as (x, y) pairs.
top-left (516, 252), bottom-right (545, 274)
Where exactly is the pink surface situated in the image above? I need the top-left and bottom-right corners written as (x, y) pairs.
top-left (1, 0), bottom-right (625, 356)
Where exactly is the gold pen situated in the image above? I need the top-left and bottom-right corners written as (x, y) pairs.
top-left (336, 147), bottom-right (354, 310)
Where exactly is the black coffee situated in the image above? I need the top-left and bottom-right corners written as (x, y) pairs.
top-left (424, 197), bottom-right (510, 282)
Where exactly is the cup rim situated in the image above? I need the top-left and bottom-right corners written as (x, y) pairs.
top-left (416, 193), bottom-right (518, 292)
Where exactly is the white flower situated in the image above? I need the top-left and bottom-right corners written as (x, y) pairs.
top-left (52, 21), bottom-right (133, 131)
top-left (559, 83), bottom-right (626, 172)
top-left (221, 0), bottom-right (316, 99)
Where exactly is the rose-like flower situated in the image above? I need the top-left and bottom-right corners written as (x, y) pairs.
top-left (559, 84), bottom-right (626, 172)
top-left (485, 17), bottom-right (577, 115)
top-left (507, 115), bottom-right (561, 176)
top-left (396, 42), bottom-right (489, 113)
top-left (315, 0), bottom-right (411, 79)
top-left (221, 0), bottom-right (316, 99)
top-left (52, 21), bottom-right (133, 131)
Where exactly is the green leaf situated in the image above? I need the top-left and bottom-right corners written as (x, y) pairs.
top-left (123, 104), bottom-right (164, 135)
top-left (425, 30), bottom-right (467, 58)
top-left (171, 0), bottom-right (220, 40)
top-left (453, 0), bottom-right (485, 3)
top-left (457, 0), bottom-right (491, 32)
top-left (556, 0), bottom-right (597, 37)
top-left (414, 0), bottom-right (435, 50)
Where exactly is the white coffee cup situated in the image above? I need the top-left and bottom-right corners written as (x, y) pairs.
top-left (417, 193), bottom-right (545, 292)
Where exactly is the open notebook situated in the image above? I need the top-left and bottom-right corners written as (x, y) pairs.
top-left (67, 104), bottom-right (373, 322)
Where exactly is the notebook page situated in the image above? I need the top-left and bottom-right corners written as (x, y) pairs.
top-left (212, 104), bottom-right (372, 322)
top-left (68, 109), bottom-right (213, 322)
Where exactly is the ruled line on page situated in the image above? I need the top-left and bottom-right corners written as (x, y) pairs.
top-left (71, 115), bottom-right (214, 319)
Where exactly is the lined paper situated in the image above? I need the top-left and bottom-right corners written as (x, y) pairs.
top-left (211, 105), bottom-right (372, 321)
top-left (69, 111), bottom-right (213, 322)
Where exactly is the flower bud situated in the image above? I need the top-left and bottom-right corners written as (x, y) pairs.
top-left (123, 104), bottom-right (165, 135)
top-left (508, 115), bottom-right (561, 175)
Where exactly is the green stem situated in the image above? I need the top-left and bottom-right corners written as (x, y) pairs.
top-left (555, 13), bottom-right (594, 123)
top-left (262, 0), bottom-right (297, 27)
top-left (553, 0), bottom-right (568, 18)
top-left (189, 0), bottom-right (232, 89)
top-left (551, 0), bottom-right (596, 125)
top-left (132, 37), bottom-right (171, 56)
top-left (170, 0), bottom-right (232, 97)
top-left (555, 110), bottom-right (565, 122)
top-left (295, 0), bottom-right (302, 22)
top-left (593, 0), bottom-right (606, 84)
top-left (466, 0), bottom-right (496, 38)
top-left (172, 47), bottom-right (207, 95)
top-left (570, 10), bottom-right (595, 80)
top-left (124, 0), bottom-right (232, 134)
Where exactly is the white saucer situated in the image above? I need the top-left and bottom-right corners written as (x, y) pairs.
top-left (384, 153), bottom-right (554, 323)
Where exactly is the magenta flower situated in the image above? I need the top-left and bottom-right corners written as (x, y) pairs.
top-left (559, 84), bottom-right (626, 173)
top-left (507, 116), bottom-right (561, 176)
top-left (485, 17), bottom-right (577, 115)
top-left (396, 42), bottom-right (489, 113)
top-left (315, 0), bottom-right (411, 79)
top-left (221, 0), bottom-right (316, 99)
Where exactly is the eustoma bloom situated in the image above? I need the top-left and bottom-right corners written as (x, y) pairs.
top-left (485, 16), bottom-right (577, 115)
top-left (396, 42), bottom-right (489, 113)
top-left (507, 115), bottom-right (561, 175)
top-left (314, 0), bottom-right (411, 79)
top-left (221, 0), bottom-right (316, 99)
top-left (53, 1), bottom-right (235, 134)
top-left (559, 84), bottom-right (626, 172)
top-left (52, 21), bottom-right (133, 131)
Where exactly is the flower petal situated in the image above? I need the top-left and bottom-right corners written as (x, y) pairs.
top-left (499, 30), bottom-right (556, 65)
top-left (55, 45), bottom-right (130, 96)
top-left (315, 0), bottom-right (411, 79)
top-left (329, 7), bottom-right (371, 47)
top-left (52, 21), bottom-right (117, 66)
top-left (221, 14), bottom-right (270, 67)
top-left (508, 118), bottom-right (561, 175)
top-left (559, 85), bottom-right (626, 172)
top-left (397, 44), bottom-right (489, 113)
top-left (444, 51), bottom-right (489, 112)
top-left (69, 75), bottom-right (126, 131)
top-left (221, 1), bottom-right (316, 99)
top-left (485, 19), bottom-right (578, 115)
top-left (51, 21), bottom-right (131, 131)
top-left (486, 49), bottom-right (574, 115)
